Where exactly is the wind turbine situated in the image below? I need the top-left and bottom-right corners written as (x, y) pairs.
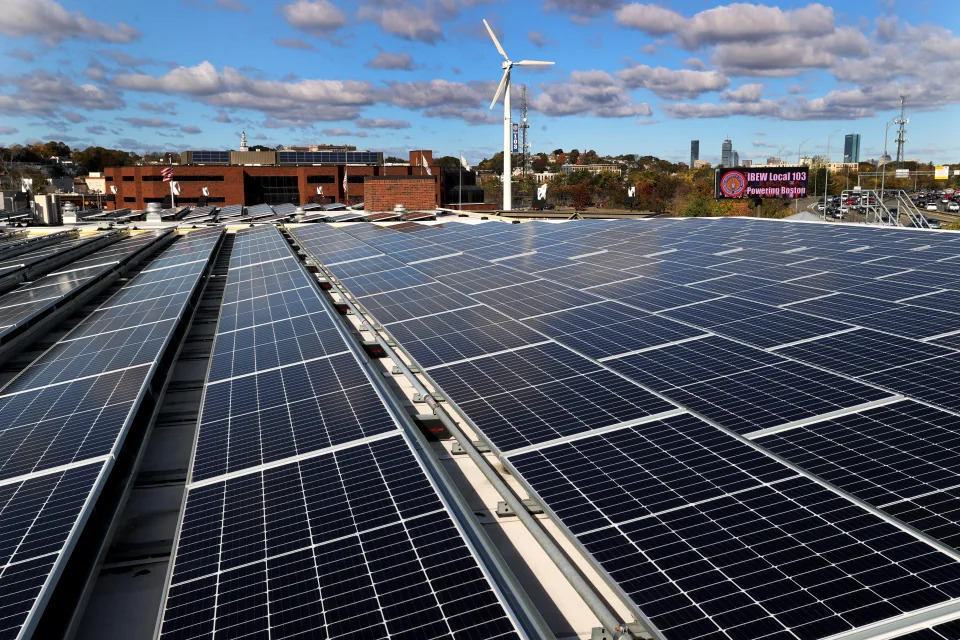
top-left (483, 19), bottom-right (554, 211)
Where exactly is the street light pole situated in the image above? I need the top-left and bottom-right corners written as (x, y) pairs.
top-left (881, 119), bottom-right (894, 197)
top-left (796, 138), bottom-right (811, 213)
top-left (824, 129), bottom-right (840, 220)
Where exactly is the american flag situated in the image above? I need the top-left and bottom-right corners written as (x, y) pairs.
top-left (342, 168), bottom-right (348, 199)
top-left (161, 166), bottom-right (174, 182)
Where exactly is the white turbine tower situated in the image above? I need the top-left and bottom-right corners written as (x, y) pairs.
top-left (483, 19), bottom-right (553, 211)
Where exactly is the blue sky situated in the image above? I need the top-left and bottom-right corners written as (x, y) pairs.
top-left (1, 0), bottom-right (958, 165)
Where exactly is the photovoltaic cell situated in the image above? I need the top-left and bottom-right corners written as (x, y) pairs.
top-left (509, 413), bottom-right (796, 535)
top-left (163, 437), bottom-right (522, 640)
top-left (664, 361), bottom-right (894, 435)
top-left (605, 335), bottom-right (786, 391)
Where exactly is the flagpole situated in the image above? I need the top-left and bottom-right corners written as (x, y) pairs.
top-left (459, 150), bottom-right (462, 211)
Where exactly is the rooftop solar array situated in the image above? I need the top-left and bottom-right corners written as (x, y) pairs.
top-left (0, 230), bottom-right (171, 344)
top-left (290, 217), bottom-right (960, 640)
top-left (0, 227), bottom-right (224, 639)
top-left (0, 231), bottom-right (122, 293)
top-left (158, 225), bottom-right (524, 640)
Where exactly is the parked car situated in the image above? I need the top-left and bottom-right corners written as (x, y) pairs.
top-left (948, 202), bottom-right (959, 212)
top-left (926, 203), bottom-right (939, 211)
top-left (926, 217), bottom-right (942, 229)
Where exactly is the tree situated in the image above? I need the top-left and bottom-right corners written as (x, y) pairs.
top-left (72, 147), bottom-right (136, 174)
top-left (682, 194), bottom-right (714, 217)
top-left (477, 151), bottom-right (504, 173)
top-left (385, 156), bottom-right (406, 163)
top-left (531, 154), bottom-right (548, 173)
top-left (436, 156), bottom-right (460, 170)
top-left (552, 148), bottom-right (563, 156)
top-left (572, 183), bottom-right (590, 211)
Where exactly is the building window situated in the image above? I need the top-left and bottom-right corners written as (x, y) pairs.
top-left (142, 175), bottom-right (224, 182)
top-left (105, 176), bottom-right (114, 181)
top-left (244, 175), bottom-right (299, 205)
top-left (347, 176), bottom-right (365, 183)
top-left (122, 176), bottom-right (134, 182)
top-left (307, 175), bottom-right (336, 183)
top-left (124, 197), bottom-right (136, 203)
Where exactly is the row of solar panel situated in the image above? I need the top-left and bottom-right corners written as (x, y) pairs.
top-left (293, 218), bottom-right (960, 640)
top-left (0, 227), bottom-right (225, 640)
top-left (158, 225), bottom-right (525, 640)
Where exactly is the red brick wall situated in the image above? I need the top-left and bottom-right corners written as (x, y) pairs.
top-left (104, 160), bottom-right (443, 209)
top-left (365, 176), bottom-right (438, 212)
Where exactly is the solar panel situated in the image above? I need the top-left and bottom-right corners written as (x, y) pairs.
top-left (386, 305), bottom-right (543, 369)
top-left (775, 329), bottom-right (955, 377)
top-left (163, 436), bottom-right (521, 640)
top-left (864, 353), bottom-right (960, 412)
top-left (603, 335), bottom-right (786, 392)
top-left (0, 460), bottom-right (105, 640)
top-left (508, 412), bottom-right (795, 534)
top-left (523, 301), bottom-right (707, 360)
top-left (0, 228), bottom-right (224, 639)
top-left (164, 225), bottom-right (526, 639)
top-left (283, 217), bottom-right (960, 640)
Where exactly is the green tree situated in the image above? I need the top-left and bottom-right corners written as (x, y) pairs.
top-left (72, 147), bottom-right (136, 173)
top-left (385, 156), bottom-right (406, 163)
top-left (436, 156), bottom-right (460, 170)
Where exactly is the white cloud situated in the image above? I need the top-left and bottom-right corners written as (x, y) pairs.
top-left (542, 0), bottom-right (622, 20)
top-left (528, 31), bottom-right (552, 47)
top-left (617, 64), bottom-right (729, 99)
top-left (274, 38), bottom-right (317, 51)
top-left (121, 117), bottom-right (177, 128)
top-left (140, 101), bottom-right (178, 115)
top-left (0, 71), bottom-right (124, 116)
top-left (532, 70), bottom-right (653, 117)
top-left (113, 62), bottom-right (376, 124)
top-left (0, 0), bottom-right (139, 44)
top-left (8, 49), bottom-right (34, 62)
top-left (357, 4), bottom-right (443, 43)
top-left (721, 83), bottom-right (764, 102)
top-left (356, 118), bottom-right (411, 129)
top-left (616, 2), bottom-right (835, 49)
top-left (365, 51), bottom-right (415, 71)
top-left (180, 125), bottom-right (203, 134)
top-left (422, 105), bottom-right (500, 125)
top-left (280, 0), bottom-right (347, 35)
top-left (382, 79), bottom-right (490, 109)
top-left (0, 126), bottom-right (19, 135)
top-left (322, 127), bottom-right (368, 137)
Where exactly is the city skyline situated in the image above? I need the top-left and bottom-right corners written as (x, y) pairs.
top-left (0, 0), bottom-right (958, 165)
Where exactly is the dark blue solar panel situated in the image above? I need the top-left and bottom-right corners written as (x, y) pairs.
top-left (163, 436), bottom-right (522, 640)
top-left (605, 335), bottom-right (785, 391)
top-left (664, 361), bottom-right (893, 435)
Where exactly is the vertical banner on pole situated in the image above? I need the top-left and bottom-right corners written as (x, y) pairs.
top-left (511, 124), bottom-right (519, 153)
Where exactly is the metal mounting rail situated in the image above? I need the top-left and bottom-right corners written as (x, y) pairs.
top-left (285, 228), bottom-right (640, 640)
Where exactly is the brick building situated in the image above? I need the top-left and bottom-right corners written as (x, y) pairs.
top-left (104, 150), bottom-right (451, 211)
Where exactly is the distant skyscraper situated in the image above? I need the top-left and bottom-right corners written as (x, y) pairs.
top-left (690, 140), bottom-right (699, 167)
top-left (721, 139), bottom-right (732, 167)
top-left (732, 150), bottom-right (740, 166)
top-left (843, 134), bottom-right (861, 164)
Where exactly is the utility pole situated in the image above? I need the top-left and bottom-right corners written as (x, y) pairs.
top-left (824, 130), bottom-right (840, 220)
top-left (520, 85), bottom-right (531, 177)
top-left (894, 94), bottom-right (908, 167)
top-left (796, 138), bottom-right (811, 213)
top-left (881, 119), bottom-right (894, 197)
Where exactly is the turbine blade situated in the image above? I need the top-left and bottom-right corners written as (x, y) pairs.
top-left (483, 19), bottom-right (508, 59)
top-left (515, 60), bottom-right (555, 66)
top-left (489, 69), bottom-right (509, 109)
